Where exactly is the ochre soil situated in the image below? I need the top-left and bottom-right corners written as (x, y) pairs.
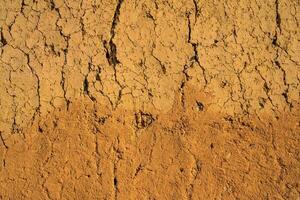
top-left (0, 0), bottom-right (300, 199)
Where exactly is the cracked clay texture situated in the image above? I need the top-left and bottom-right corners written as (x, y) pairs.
top-left (0, 0), bottom-right (300, 199)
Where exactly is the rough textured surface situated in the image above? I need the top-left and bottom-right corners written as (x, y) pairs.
top-left (0, 0), bottom-right (299, 199)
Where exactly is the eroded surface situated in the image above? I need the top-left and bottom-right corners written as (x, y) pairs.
top-left (0, 0), bottom-right (299, 199)
top-left (0, 95), bottom-right (299, 199)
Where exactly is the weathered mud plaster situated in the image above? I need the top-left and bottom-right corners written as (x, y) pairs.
top-left (0, 0), bottom-right (299, 199)
top-left (0, 0), bottom-right (299, 135)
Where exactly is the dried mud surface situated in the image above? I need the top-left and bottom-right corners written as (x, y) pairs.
top-left (0, 0), bottom-right (300, 199)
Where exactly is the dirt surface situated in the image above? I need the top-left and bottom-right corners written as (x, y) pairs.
top-left (0, 0), bottom-right (299, 199)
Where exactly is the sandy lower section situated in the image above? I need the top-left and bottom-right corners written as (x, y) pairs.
top-left (0, 0), bottom-right (300, 199)
top-left (0, 90), bottom-right (299, 199)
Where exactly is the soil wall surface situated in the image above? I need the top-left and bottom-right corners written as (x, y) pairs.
top-left (0, 0), bottom-right (299, 199)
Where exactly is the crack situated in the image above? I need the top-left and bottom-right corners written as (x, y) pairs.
top-left (20, 0), bottom-right (26, 15)
top-left (232, 26), bottom-right (238, 43)
top-left (187, 156), bottom-right (202, 200)
top-left (196, 101), bottom-right (204, 111)
top-left (0, 132), bottom-right (8, 149)
top-left (275, 60), bottom-right (292, 109)
top-left (235, 66), bottom-right (250, 115)
top-left (276, 157), bottom-right (286, 182)
top-left (54, 5), bottom-right (71, 110)
top-left (187, 14), bottom-right (208, 86)
top-left (24, 52), bottom-right (41, 123)
top-left (49, 0), bottom-right (55, 10)
top-left (42, 140), bottom-right (54, 167)
top-left (138, 59), bottom-right (154, 98)
top-left (192, 0), bottom-right (200, 20)
top-left (148, 130), bottom-right (157, 166)
top-left (255, 65), bottom-right (276, 109)
top-left (133, 164), bottom-right (144, 177)
top-left (105, 0), bottom-right (124, 67)
top-left (180, 12), bottom-right (208, 108)
top-left (152, 53), bottom-right (166, 74)
top-left (104, 40), bottom-right (119, 67)
top-left (83, 62), bottom-right (96, 102)
top-left (8, 46), bottom-right (42, 124)
top-left (79, 13), bottom-right (87, 37)
top-left (42, 179), bottom-right (53, 200)
top-left (145, 10), bottom-right (155, 21)
top-left (0, 28), bottom-right (7, 47)
top-left (92, 66), bottom-right (116, 108)
top-left (7, 70), bottom-right (20, 134)
top-left (113, 175), bottom-right (118, 200)
top-left (275, 0), bottom-right (281, 32)
top-left (60, 48), bottom-right (70, 110)
top-left (272, 0), bottom-right (280, 47)
top-left (83, 77), bottom-right (89, 95)
top-left (101, 0), bottom-right (125, 109)
top-left (113, 137), bottom-right (122, 200)
top-left (272, 0), bottom-right (292, 110)
top-left (180, 64), bottom-right (190, 108)
top-left (94, 131), bottom-right (101, 179)
top-left (12, 99), bottom-right (18, 133)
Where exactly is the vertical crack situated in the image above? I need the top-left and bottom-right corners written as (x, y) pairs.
top-left (187, 14), bottom-right (208, 86)
top-left (105, 0), bottom-right (124, 67)
top-left (275, 60), bottom-right (292, 109)
top-left (113, 175), bottom-right (118, 200)
top-left (83, 62), bottom-right (96, 102)
top-left (24, 52), bottom-right (41, 123)
top-left (61, 48), bottom-right (70, 110)
top-left (20, 0), bottom-right (26, 15)
top-left (12, 47), bottom-right (41, 124)
top-left (93, 130), bottom-right (101, 179)
top-left (152, 53), bottom-right (167, 74)
top-left (83, 77), bottom-right (89, 94)
top-left (273, 0), bottom-right (292, 110)
top-left (12, 99), bottom-right (18, 133)
top-left (0, 28), bottom-right (7, 47)
top-left (255, 66), bottom-right (276, 110)
top-left (0, 132), bottom-right (8, 149)
top-left (102, 0), bottom-right (125, 109)
top-left (180, 64), bottom-right (190, 108)
top-left (49, 0), bottom-right (55, 10)
top-left (272, 0), bottom-right (281, 46)
top-left (235, 66), bottom-right (250, 115)
top-left (0, 131), bottom-right (8, 170)
top-left (6, 66), bottom-right (19, 133)
top-left (192, 0), bottom-right (200, 20)
top-left (181, 13), bottom-right (208, 108)
top-left (113, 137), bottom-right (122, 200)
top-left (187, 154), bottom-right (202, 200)
top-left (54, 4), bottom-right (71, 109)
top-left (275, 0), bottom-right (281, 32)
